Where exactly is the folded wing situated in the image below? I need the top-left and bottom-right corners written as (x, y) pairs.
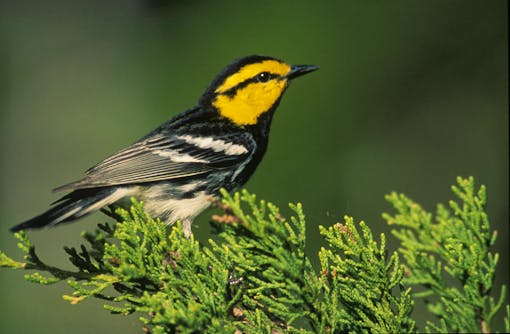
top-left (55, 131), bottom-right (255, 191)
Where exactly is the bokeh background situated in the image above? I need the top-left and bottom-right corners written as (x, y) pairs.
top-left (1, 1), bottom-right (507, 333)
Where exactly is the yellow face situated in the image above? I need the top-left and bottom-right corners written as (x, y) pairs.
top-left (212, 60), bottom-right (292, 126)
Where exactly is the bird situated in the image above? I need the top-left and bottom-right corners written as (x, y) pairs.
top-left (10, 55), bottom-right (318, 237)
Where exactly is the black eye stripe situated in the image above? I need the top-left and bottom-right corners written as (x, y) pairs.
top-left (221, 72), bottom-right (281, 97)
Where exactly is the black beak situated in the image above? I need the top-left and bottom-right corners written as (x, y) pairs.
top-left (286, 64), bottom-right (319, 80)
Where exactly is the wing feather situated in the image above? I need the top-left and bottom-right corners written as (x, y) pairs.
top-left (55, 132), bottom-right (254, 191)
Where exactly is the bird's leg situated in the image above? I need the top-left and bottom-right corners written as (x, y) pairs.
top-left (182, 219), bottom-right (192, 239)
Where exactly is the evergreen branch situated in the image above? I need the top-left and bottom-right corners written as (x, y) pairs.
top-left (1, 231), bottom-right (101, 284)
top-left (505, 305), bottom-right (509, 333)
top-left (1, 176), bottom-right (507, 333)
top-left (384, 176), bottom-right (507, 333)
top-left (316, 218), bottom-right (414, 333)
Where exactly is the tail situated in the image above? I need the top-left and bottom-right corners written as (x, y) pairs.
top-left (10, 187), bottom-right (134, 232)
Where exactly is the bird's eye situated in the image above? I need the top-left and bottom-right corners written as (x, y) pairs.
top-left (256, 72), bottom-right (271, 83)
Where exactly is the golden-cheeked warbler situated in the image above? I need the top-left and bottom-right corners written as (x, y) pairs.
top-left (11, 55), bottom-right (318, 236)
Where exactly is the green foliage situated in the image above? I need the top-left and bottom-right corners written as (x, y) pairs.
top-left (1, 177), bottom-right (507, 333)
top-left (383, 176), bottom-right (507, 333)
top-left (317, 218), bottom-right (414, 333)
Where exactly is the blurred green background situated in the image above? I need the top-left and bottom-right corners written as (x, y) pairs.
top-left (1, 0), bottom-right (507, 332)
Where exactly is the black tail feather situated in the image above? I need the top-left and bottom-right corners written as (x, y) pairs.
top-left (10, 188), bottom-right (117, 233)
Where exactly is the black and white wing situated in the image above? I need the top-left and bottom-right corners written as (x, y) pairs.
top-left (55, 131), bottom-right (255, 191)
